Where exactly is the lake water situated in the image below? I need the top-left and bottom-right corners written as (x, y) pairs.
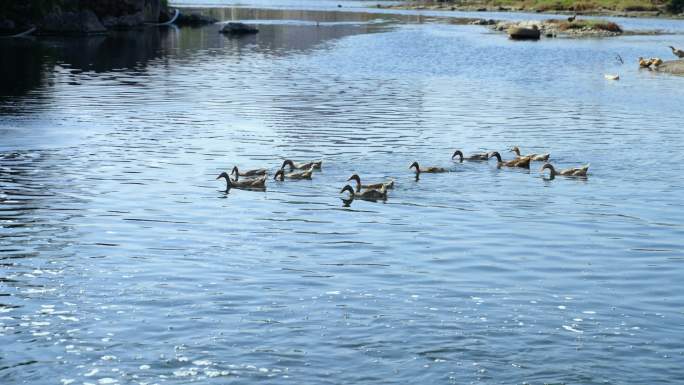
top-left (1, 2), bottom-right (684, 384)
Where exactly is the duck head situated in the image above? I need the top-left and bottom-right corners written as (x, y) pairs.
top-left (409, 161), bottom-right (420, 173)
top-left (231, 166), bottom-right (239, 176)
top-left (273, 169), bottom-right (285, 181)
top-left (451, 150), bottom-right (464, 163)
top-left (540, 163), bottom-right (556, 178)
top-left (488, 151), bottom-right (502, 163)
top-left (347, 174), bottom-right (362, 192)
top-left (509, 146), bottom-right (521, 156)
top-left (281, 159), bottom-right (295, 170)
top-left (340, 184), bottom-right (355, 197)
top-left (216, 172), bottom-right (232, 188)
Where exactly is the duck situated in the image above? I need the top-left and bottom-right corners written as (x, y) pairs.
top-left (340, 184), bottom-right (388, 201)
top-left (347, 174), bottom-right (394, 193)
top-left (216, 172), bottom-right (266, 190)
top-left (509, 146), bottom-right (550, 162)
top-left (409, 161), bottom-right (448, 179)
top-left (567, 14), bottom-right (577, 22)
top-left (604, 74), bottom-right (620, 81)
top-left (489, 151), bottom-right (531, 168)
top-left (668, 45), bottom-right (684, 58)
top-left (638, 57), bottom-right (653, 68)
top-left (231, 166), bottom-right (267, 179)
top-left (540, 163), bottom-right (589, 178)
top-left (281, 159), bottom-right (322, 170)
top-left (650, 57), bottom-right (663, 67)
top-left (451, 150), bottom-right (489, 162)
top-left (273, 166), bottom-right (314, 180)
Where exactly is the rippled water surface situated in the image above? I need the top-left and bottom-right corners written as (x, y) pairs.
top-left (2, 4), bottom-right (684, 384)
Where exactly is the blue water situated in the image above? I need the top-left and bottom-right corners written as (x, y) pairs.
top-left (1, 4), bottom-right (684, 384)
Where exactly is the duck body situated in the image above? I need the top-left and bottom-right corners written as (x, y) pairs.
top-left (669, 46), bottom-right (684, 58)
top-left (231, 166), bottom-right (267, 179)
top-left (216, 172), bottom-right (266, 189)
top-left (347, 174), bottom-right (394, 193)
top-left (541, 163), bottom-right (589, 178)
top-left (409, 161), bottom-right (448, 177)
top-left (510, 146), bottom-right (550, 162)
top-left (340, 184), bottom-right (387, 201)
top-left (452, 150), bottom-right (489, 162)
top-left (489, 151), bottom-right (531, 168)
top-left (274, 167), bottom-right (314, 180)
top-left (639, 57), bottom-right (653, 68)
top-left (281, 159), bottom-right (322, 170)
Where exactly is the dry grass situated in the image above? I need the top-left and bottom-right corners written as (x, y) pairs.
top-left (416, 0), bottom-right (666, 12)
top-left (554, 19), bottom-right (624, 32)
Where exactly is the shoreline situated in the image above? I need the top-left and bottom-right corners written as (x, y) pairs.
top-left (380, 1), bottom-right (684, 19)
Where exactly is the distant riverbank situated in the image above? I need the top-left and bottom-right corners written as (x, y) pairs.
top-left (383, 0), bottom-right (684, 18)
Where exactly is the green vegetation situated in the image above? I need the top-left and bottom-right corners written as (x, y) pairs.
top-left (667, 0), bottom-right (684, 12)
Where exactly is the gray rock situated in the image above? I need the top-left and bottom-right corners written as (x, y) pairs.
top-left (220, 22), bottom-right (258, 35)
top-left (470, 18), bottom-right (496, 25)
top-left (654, 59), bottom-right (684, 75)
top-left (40, 10), bottom-right (107, 35)
top-left (508, 26), bottom-right (541, 40)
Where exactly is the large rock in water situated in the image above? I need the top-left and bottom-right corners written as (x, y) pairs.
top-left (508, 26), bottom-right (540, 40)
top-left (40, 10), bottom-right (107, 35)
top-left (655, 59), bottom-right (684, 75)
top-left (220, 22), bottom-right (259, 35)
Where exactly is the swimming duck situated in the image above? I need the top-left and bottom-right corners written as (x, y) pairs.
top-left (669, 45), bottom-right (684, 58)
top-left (650, 57), bottom-right (663, 67)
top-left (604, 74), bottom-right (620, 81)
top-left (567, 14), bottom-right (577, 22)
top-left (281, 159), bottom-right (322, 170)
top-left (509, 146), bottom-right (550, 162)
top-left (540, 163), bottom-right (589, 178)
top-left (451, 150), bottom-right (489, 162)
top-left (638, 57), bottom-right (653, 68)
top-left (231, 166), bottom-right (267, 179)
top-left (409, 161), bottom-right (448, 177)
top-left (347, 174), bottom-right (394, 193)
top-left (340, 184), bottom-right (387, 201)
top-left (274, 166), bottom-right (314, 180)
top-left (489, 151), bottom-right (531, 168)
top-left (216, 172), bottom-right (266, 190)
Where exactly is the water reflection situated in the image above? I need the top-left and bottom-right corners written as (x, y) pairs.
top-left (0, 12), bottom-right (392, 115)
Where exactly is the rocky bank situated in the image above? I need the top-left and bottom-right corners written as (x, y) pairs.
top-left (0, 0), bottom-right (164, 35)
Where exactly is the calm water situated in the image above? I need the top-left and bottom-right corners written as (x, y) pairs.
top-left (2, 3), bottom-right (684, 384)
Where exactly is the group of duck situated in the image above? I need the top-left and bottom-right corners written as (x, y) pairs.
top-left (216, 146), bottom-right (590, 202)
top-left (637, 46), bottom-right (684, 69)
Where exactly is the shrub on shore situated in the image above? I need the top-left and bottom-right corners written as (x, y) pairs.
top-left (667, 0), bottom-right (684, 13)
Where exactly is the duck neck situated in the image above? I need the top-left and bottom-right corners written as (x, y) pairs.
top-left (543, 164), bottom-right (556, 177)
